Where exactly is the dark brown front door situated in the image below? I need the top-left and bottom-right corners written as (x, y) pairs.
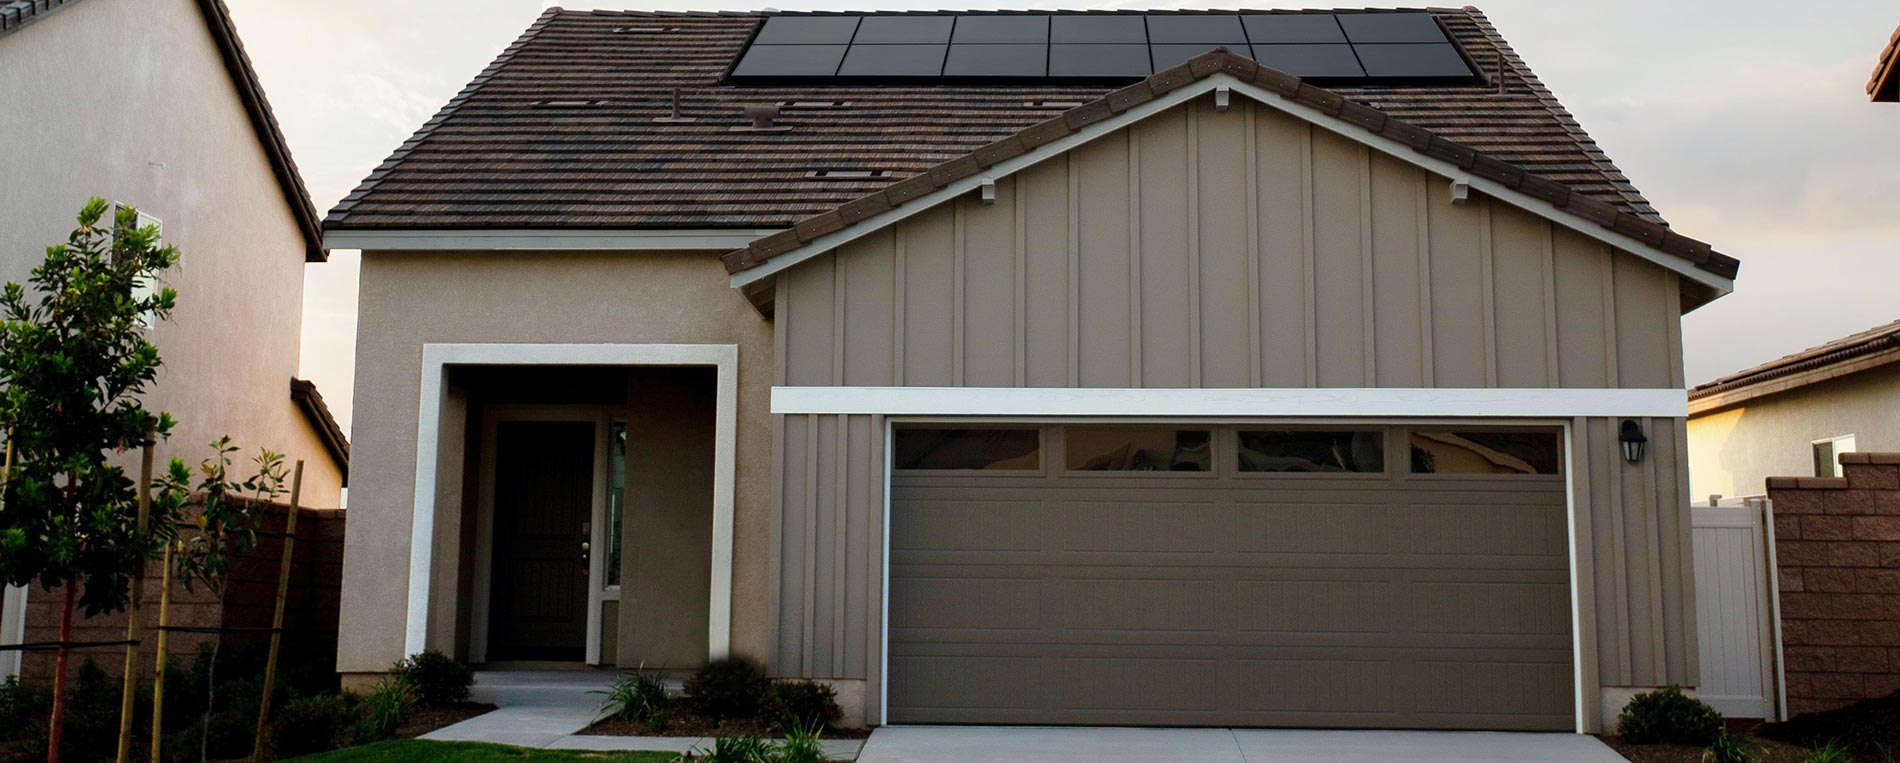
top-left (489, 420), bottom-right (594, 662)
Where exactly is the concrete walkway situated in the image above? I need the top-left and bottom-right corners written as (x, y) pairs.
top-left (421, 670), bottom-right (865, 759)
top-left (855, 726), bottom-right (1628, 763)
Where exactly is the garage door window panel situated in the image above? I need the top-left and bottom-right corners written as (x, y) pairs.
top-left (1407, 430), bottom-right (1562, 476)
top-left (1064, 427), bottom-right (1214, 473)
top-left (894, 427), bottom-right (1042, 471)
top-left (1236, 429), bottom-right (1387, 474)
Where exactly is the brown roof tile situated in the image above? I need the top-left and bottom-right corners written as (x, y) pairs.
top-left (1690, 320), bottom-right (1900, 401)
top-left (323, 8), bottom-right (1678, 233)
top-left (1871, 20), bottom-right (1900, 101)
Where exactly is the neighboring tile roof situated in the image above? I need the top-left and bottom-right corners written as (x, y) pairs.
top-left (2, 0), bottom-right (327, 262)
top-left (324, 7), bottom-right (1672, 233)
top-left (291, 378), bottom-right (350, 482)
top-left (1690, 319), bottom-right (1900, 404)
top-left (723, 48), bottom-right (1738, 282)
top-left (1871, 20), bottom-right (1900, 102)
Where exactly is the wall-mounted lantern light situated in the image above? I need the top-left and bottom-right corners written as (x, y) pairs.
top-left (1619, 419), bottom-right (1648, 464)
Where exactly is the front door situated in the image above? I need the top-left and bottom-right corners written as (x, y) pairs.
top-left (488, 420), bottom-right (595, 661)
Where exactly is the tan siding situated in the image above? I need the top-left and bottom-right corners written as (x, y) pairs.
top-left (1369, 153), bottom-right (1427, 387)
top-left (1022, 158), bottom-right (1072, 388)
top-left (1553, 231), bottom-right (1614, 388)
top-left (840, 231), bottom-right (897, 387)
top-left (1310, 130), bottom-right (1370, 387)
top-left (1492, 205), bottom-right (1554, 388)
top-left (1195, 101), bottom-right (1255, 388)
top-left (1426, 184), bottom-right (1489, 387)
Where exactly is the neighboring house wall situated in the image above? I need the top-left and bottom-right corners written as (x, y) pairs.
top-left (339, 251), bottom-right (774, 676)
top-left (770, 98), bottom-right (1698, 725)
top-left (1689, 363), bottom-right (1900, 500)
top-left (0, 0), bottom-right (344, 506)
top-left (1765, 454), bottom-right (1900, 716)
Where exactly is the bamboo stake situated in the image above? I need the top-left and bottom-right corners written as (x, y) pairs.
top-left (251, 461), bottom-right (302, 763)
top-left (148, 544), bottom-right (172, 763)
top-left (117, 430), bottom-right (155, 763)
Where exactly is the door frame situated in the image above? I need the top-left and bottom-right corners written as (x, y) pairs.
top-left (471, 406), bottom-right (617, 665)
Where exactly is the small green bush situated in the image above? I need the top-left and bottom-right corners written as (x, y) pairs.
top-left (693, 734), bottom-right (774, 763)
top-left (684, 656), bottom-right (770, 720)
top-left (597, 669), bottom-right (672, 730)
top-left (777, 721), bottom-right (827, 763)
top-left (0, 677), bottom-right (50, 739)
top-left (1808, 741), bottom-right (1853, 763)
top-left (352, 676), bottom-right (417, 744)
top-left (1706, 730), bottom-right (1756, 763)
top-left (393, 650), bottom-right (474, 706)
top-left (271, 693), bottom-right (362, 758)
top-left (1617, 685), bottom-right (1723, 746)
top-left (765, 680), bottom-right (842, 733)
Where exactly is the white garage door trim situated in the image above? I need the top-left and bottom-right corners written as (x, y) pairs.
top-left (871, 414), bottom-right (1588, 734)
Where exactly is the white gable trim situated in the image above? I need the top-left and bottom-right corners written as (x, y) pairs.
top-left (729, 73), bottom-right (1733, 294)
top-left (773, 386), bottom-right (1688, 419)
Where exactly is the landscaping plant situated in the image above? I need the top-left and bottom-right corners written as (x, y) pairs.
top-left (597, 669), bottom-right (672, 730)
top-left (393, 651), bottom-right (474, 707)
top-left (1806, 741), bottom-right (1852, 763)
top-left (1617, 685), bottom-right (1724, 746)
top-left (683, 657), bottom-right (770, 721)
top-left (0, 200), bottom-right (183, 763)
top-left (269, 693), bottom-right (361, 758)
top-left (763, 681), bottom-right (840, 734)
top-left (774, 722), bottom-right (826, 763)
top-left (1705, 730), bottom-right (1757, 763)
top-left (352, 677), bottom-right (417, 745)
top-left (687, 734), bottom-right (773, 763)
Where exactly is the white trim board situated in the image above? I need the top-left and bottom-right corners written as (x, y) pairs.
top-left (326, 228), bottom-right (780, 252)
top-left (774, 387), bottom-right (1688, 419)
top-left (407, 343), bottom-right (739, 660)
top-left (729, 72), bottom-right (1734, 295)
top-left (0, 585), bottom-right (25, 679)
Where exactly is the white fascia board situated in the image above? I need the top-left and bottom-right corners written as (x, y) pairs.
top-left (325, 228), bottom-right (781, 252)
top-left (731, 73), bottom-right (1733, 295)
top-left (772, 386), bottom-right (1689, 419)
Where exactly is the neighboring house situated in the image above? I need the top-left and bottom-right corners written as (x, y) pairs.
top-left (1687, 321), bottom-right (1900, 500)
top-left (0, 0), bottom-right (348, 678)
top-left (326, 9), bottom-right (1738, 733)
top-left (1871, 20), bottom-right (1898, 101)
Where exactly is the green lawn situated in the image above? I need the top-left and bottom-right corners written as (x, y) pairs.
top-left (287, 740), bottom-right (681, 763)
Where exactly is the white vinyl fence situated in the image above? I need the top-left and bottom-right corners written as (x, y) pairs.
top-left (1691, 497), bottom-right (1785, 720)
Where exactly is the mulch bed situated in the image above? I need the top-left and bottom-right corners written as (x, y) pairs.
top-left (1758, 690), bottom-right (1900, 755)
top-left (1599, 735), bottom-right (1817, 763)
top-left (394, 702), bottom-right (498, 739)
top-left (581, 707), bottom-right (869, 740)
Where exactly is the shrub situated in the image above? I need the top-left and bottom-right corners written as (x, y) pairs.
top-left (1807, 741), bottom-right (1852, 763)
top-left (1617, 685), bottom-right (1723, 746)
top-left (765, 680), bottom-right (842, 733)
top-left (777, 721), bottom-right (827, 763)
top-left (0, 677), bottom-right (51, 740)
top-left (684, 656), bottom-right (770, 720)
top-left (1706, 730), bottom-right (1756, 763)
top-left (393, 650), bottom-right (473, 706)
top-left (351, 676), bottom-right (417, 744)
top-left (694, 734), bottom-right (774, 763)
top-left (597, 669), bottom-right (672, 730)
top-left (271, 693), bottom-right (362, 758)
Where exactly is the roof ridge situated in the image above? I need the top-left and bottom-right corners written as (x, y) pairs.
top-left (720, 48), bottom-right (1737, 283)
top-left (1458, 6), bottom-right (1664, 225)
top-left (1690, 319), bottom-right (1900, 398)
top-left (323, 6), bottom-right (562, 228)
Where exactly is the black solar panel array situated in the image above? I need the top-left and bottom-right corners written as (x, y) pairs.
top-left (729, 12), bottom-right (1475, 83)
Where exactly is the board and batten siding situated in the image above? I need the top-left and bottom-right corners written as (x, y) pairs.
top-left (765, 97), bottom-right (1695, 727)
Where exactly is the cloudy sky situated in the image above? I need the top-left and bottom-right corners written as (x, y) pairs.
top-left (229, 0), bottom-right (1900, 433)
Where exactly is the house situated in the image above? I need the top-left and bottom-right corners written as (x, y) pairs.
top-left (1687, 321), bottom-right (1900, 500)
top-left (325, 8), bottom-right (1738, 733)
top-left (1871, 20), bottom-right (1898, 101)
top-left (0, 0), bottom-right (348, 678)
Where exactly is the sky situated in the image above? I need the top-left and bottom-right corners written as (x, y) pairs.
top-left (227, 0), bottom-right (1900, 433)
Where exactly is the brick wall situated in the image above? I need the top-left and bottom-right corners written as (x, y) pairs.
top-left (1767, 452), bottom-right (1900, 716)
top-left (16, 505), bottom-right (346, 683)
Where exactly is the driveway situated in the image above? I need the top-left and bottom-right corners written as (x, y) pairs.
top-left (856, 726), bottom-right (1627, 763)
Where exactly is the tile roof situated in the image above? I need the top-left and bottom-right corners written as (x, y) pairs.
top-left (723, 48), bottom-right (1737, 282)
top-left (1872, 20), bottom-right (1900, 102)
top-left (292, 378), bottom-right (350, 482)
top-left (2, 0), bottom-right (327, 262)
top-left (324, 7), bottom-right (1671, 233)
top-left (1690, 320), bottom-right (1900, 403)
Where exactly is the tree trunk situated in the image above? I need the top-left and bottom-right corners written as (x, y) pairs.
top-left (47, 581), bottom-right (76, 763)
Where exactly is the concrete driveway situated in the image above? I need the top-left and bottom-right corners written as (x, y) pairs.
top-left (856, 726), bottom-right (1628, 763)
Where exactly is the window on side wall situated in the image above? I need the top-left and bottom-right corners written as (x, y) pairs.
top-left (104, 203), bottom-right (165, 329)
top-left (1813, 434), bottom-right (1856, 478)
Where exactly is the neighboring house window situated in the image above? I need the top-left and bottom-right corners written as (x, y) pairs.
top-left (105, 204), bottom-right (164, 328)
top-left (605, 419), bottom-right (626, 589)
top-left (1813, 434), bottom-right (1856, 478)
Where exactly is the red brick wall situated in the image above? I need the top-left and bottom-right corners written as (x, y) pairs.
top-left (16, 505), bottom-right (346, 683)
top-left (1767, 453), bottom-right (1900, 717)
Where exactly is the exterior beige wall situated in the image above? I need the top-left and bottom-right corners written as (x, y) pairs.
top-left (0, 0), bottom-right (344, 506)
top-left (770, 97), bottom-right (1696, 728)
top-left (1688, 363), bottom-right (1900, 499)
top-left (341, 251), bottom-right (774, 675)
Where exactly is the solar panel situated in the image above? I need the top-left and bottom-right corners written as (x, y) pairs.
top-left (838, 44), bottom-right (947, 77)
top-left (1250, 44), bottom-right (1364, 78)
top-left (854, 16), bottom-right (954, 44)
top-left (752, 16), bottom-right (859, 45)
top-left (1335, 13), bottom-right (1449, 44)
top-left (1242, 14), bottom-right (1347, 44)
top-left (733, 45), bottom-right (848, 77)
top-left (1050, 15), bottom-right (1146, 44)
top-left (730, 12), bottom-right (1474, 84)
top-left (1145, 15), bottom-right (1246, 45)
top-left (1049, 43), bottom-right (1152, 77)
top-left (1353, 43), bottom-right (1472, 78)
top-left (943, 44), bottom-right (1048, 77)
top-left (952, 15), bottom-right (1048, 44)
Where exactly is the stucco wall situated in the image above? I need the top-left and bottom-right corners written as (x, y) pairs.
top-left (341, 250), bottom-right (774, 675)
top-left (1688, 363), bottom-right (1900, 500)
top-left (0, 0), bottom-right (344, 506)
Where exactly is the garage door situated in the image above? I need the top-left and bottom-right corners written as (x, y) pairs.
top-left (888, 424), bottom-right (1574, 730)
